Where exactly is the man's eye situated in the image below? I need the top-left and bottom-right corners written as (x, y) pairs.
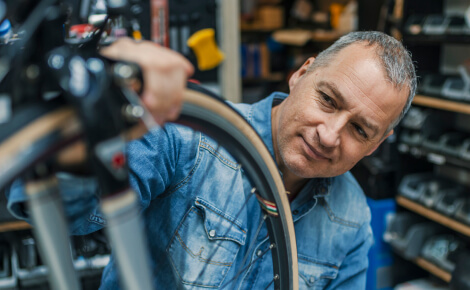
top-left (321, 93), bottom-right (334, 106)
top-left (353, 124), bottom-right (368, 139)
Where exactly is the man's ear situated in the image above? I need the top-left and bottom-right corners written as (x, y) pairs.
top-left (365, 130), bottom-right (394, 156)
top-left (289, 57), bottom-right (315, 91)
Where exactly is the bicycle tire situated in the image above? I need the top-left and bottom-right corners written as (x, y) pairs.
top-left (0, 88), bottom-right (299, 290)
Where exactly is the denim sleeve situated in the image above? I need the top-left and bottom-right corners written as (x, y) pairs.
top-left (126, 124), bottom-right (197, 206)
top-left (5, 173), bottom-right (103, 236)
top-left (325, 221), bottom-right (373, 289)
top-left (5, 125), bottom-right (189, 235)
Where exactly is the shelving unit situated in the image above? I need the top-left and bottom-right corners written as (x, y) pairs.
top-left (395, 95), bottom-right (470, 284)
top-left (392, 244), bottom-right (452, 283)
top-left (0, 221), bottom-right (31, 233)
top-left (412, 95), bottom-right (470, 115)
top-left (400, 95), bottom-right (470, 170)
top-left (240, 1), bottom-right (347, 103)
top-left (240, 24), bottom-right (278, 33)
top-left (414, 257), bottom-right (452, 283)
top-left (394, 196), bottom-right (462, 283)
top-left (398, 141), bottom-right (470, 170)
top-left (388, 0), bottom-right (470, 286)
top-left (272, 29), bottom-right (342, 46)
top-left (242, 72), bottom-right (285, 84)
top-left (403, 34), bottom-right (470, 45)
top-left (396, 196), bottom-right (470, 237)
top-left (240, 2), bottom-right (287, 103)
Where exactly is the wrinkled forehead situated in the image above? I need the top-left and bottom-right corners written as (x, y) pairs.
top-left (318, 48), bottom-right (408, 131)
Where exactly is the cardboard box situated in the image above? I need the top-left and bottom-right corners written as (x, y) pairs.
top-left (257, 6), bottom-right (284, 29)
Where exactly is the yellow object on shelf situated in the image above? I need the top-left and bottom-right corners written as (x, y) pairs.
top-left (132, 30), bottom-right (142, 41)
top-left (187, 28), bottom-right (224, 71)
top-left (329, 3), bottom-right (344, 30)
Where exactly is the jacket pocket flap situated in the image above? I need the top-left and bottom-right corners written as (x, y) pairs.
top-left (298, 257), bottom-right (339, 287)
top-left (195, 197), bottom-right (247, 246)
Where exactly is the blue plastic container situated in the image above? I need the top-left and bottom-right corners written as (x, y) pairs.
top-left (366, 197), bottom-right (396, 290)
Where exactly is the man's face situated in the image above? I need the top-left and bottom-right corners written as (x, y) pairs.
top-left (272, 44), bottom-right (408, 179)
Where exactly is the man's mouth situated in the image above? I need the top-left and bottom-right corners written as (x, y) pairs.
top-left (301, 137), bottom-right (330, 161)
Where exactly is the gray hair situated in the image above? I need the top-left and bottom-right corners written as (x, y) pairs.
top-left (307, 31), bottom-right (417, 134)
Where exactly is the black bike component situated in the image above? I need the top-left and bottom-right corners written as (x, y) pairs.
top-left (46, 43), bottom-right (140, 196)
top-left (107, 0), bottom-right (131, 17)
top-left (0, 0), bottom-right (66, 104)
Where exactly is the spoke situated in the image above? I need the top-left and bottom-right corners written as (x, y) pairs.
top-left (219, 246), bottom-right (272, 289)
top-left (264, 279), bottom-right (274, 290)
top-left (240, 213), bottom-right (267, 270)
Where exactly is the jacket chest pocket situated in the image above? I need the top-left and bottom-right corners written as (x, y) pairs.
top-left (167, 198), bottom-right (247, 289)
top-left (298, 257), bottom-right (339, 289)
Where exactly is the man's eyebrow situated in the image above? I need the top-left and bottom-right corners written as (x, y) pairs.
top-left (357, 115), bottom-right (379, 137)
top-left (317, 81), bottom-right (380, 137)
top-left (318, 81), bottom-right (346, 105)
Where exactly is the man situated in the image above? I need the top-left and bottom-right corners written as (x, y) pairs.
top-left (7, 31), bottom-right (416, 289)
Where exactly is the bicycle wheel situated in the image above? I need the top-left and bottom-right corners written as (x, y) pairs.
top-left (0, 87), bottom-right (298, 290)
top-left (0, 100), bottom-right (82, 189)
top-left (178, 85), bottom-right (298, 290)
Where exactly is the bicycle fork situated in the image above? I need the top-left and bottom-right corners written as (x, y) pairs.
top-left (23, 130), bottom-right (154, 290)
top-left (25, 177), bottom-right (81, 290)
top-left (25, 168), bottom-right (154, 290)
top-left (23, 50), bottom-right (155, 289)
top-left (101, 188), bottom-right (153, 290)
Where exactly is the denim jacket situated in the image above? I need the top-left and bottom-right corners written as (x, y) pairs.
top-left (7, 92), bottom-right (372, 289)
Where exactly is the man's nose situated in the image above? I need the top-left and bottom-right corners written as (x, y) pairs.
top-left (317, 116), bottom-right (346, 148)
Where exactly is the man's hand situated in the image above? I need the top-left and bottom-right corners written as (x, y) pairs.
top-left (100, 37), bottom-right (194, 125)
